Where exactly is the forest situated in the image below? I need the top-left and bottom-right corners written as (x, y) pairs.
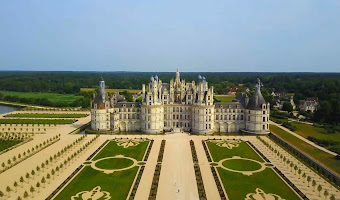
top-left (0, 71), bottom-right (339, 125)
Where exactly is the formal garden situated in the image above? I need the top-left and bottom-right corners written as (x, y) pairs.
top-left (205, 139), bottom-right (302, 200)
top-left (53, 139), bottom-right (150, 200)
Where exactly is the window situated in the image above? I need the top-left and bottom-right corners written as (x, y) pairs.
top-left (148, 123), bottom-right (150, 129)
top-left (263, 124), bottom-right (265, 130)
top-left (263, 117), bottom-right (265, 122)
top-left (263, 111), bottom-right (266, 114)
top-left (208, 96), bottom-right (211, 100)
top-left (248, 116), bottom-right (250, 121)
top-left (149, 96), bottom-right (151, 100)
top-left (206, 124), bottom-right (208, 129)
top-left (209, 124), bottom-right (211, 129)
top-left (216, 115), bottom-right (219, 120)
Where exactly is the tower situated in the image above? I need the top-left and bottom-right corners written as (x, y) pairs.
top-left (244, 78), bottom-right (270, 134)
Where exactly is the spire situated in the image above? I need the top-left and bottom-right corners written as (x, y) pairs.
top-left (176, 68), bottom-right (180, 82)
top-left (246, 78), bottom-right (266, 110)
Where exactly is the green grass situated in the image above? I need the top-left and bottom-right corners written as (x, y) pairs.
top-left (0, 91), bottom-right (83, 104)
top-left (0, 139), bottom-right (23, 152)
top-left (81, 88), bottom-right (142, 94)
top-left (270, 124), bottom-right (340, 175)
top-left (214, 95), bottom-right (235, 102)
top-left (95, 158), bottom-right (134, 170)
top-left (290, 121), bottom-right (340, 142)
top-left (0, 119), bottom-right (75, 124)
top-left (54, 140), bottom-right (149, 200)
top-left (5, 113), bottom-right (87, 118)
top-left (207, 141), bottom-right (300, 200)
top-left (222, 159), bottom-right (262, 171)
top-left (217, 167), bottom-right (300, 200)
top-left (207, 141), bottom-right (263, 162)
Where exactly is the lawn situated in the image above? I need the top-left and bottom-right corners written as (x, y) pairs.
top-left (207, 140), bottom-right (300, 200)
top-left (0, 91), bottom-right (83, 104)
top-left (290, 121), bottom-right (340, 142)
top-left (214, 95), bottom-right (235, 102)
top-left (0, 139), bottom-right (23, 152)
top-left (5, 113), bottom-right (87, 118)
top-left (270, 124), bottom-right (340, 175)
top-left (81, 88), bottom-right (142, 94)
top-left (0, 119), bottom-right (75, 124)
top-left (54, 140), bottom-right (149, 200)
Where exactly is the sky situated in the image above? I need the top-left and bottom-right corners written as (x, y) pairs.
top-left (0, 0), bottom-right (339, 72)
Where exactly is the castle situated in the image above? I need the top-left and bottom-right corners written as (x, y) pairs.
top-left (91, 69), bottom-right (270, 134)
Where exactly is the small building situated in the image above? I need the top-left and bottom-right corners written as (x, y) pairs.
top-left (299, 97), bottom-right (318, 113)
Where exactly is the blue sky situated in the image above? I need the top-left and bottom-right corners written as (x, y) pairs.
top-left (0, 0), bottom-right (339, 72)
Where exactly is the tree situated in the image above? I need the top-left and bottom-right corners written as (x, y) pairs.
top-left (6, 186), bottom-right (11, 196)
top-left (1, 162), bottom-right (5, 169)
top-left (19, 176), bottom-right (24, 187)
top-left (51, 169), bottom-right (55, 179)
top-left (7, 159), bottom-right (11, 166)
top-left (46, 173), bottom-right (51, 183)
top-left (307, 176), bottom-right (311, 187)
top-left (298, 169), bottom-right (302, 178)
top-left (294, 165), bottom-right (298, 175)
top-left (12, 156), bottom-right (17, 163)
top-left (13, 181), bottom-right (18, 192)
top-left (41, 177), bottom-right (46, 187)
top-left (17, 196), bottom-right (22, 200)
top-left (317, 185), bottom-right (322, 197)
top-left (36, 182), bottom-right (40, 193)
top-left (282, 102), bottom-right (293, 112)
top-left (29, 186), bottom-right (35, 197)
top-left (41, 163), bottom-right (45, 172)
top-left (312, 180), bottom-right (316, 191)
top-left (31, 170), bottom-right (35, 179)
top-left (36, 166), bottom-right (40, 174)
top-left (324, 189), bottom-right (329, 200)
top-left (302, 173), bottom-right (306, 183)
top-left (330, 194), bottom-right (336, 200)
top-left (0, 190), bottom-right (4, 199)
top-left (23, 191), bottom-right (28, 198)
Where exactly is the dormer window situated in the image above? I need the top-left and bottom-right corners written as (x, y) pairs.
top-left (123, 104), bottom-right (126, 107)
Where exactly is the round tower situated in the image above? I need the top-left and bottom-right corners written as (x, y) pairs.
top-left (244, 78), bottom-right (270, 134)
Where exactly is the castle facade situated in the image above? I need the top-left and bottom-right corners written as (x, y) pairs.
top-left (91, 69), bottom-right (270, 134)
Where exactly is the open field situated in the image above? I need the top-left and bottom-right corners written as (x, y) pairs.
top-left (5, 113), bottom-right (87, 118)
top-left (0, 119), bottom-right (75, 124)
top-left (270, 124), bottom-right (340, 175)
top-left (291, 121), bottom-right (340, 142)
top-left (207, 140), bottom-right (300, 200)
top-left (0, 139), bottom-right (23, 152)
top-left (0, 91), bottom-right (83, 104)
top-left (81, 88), bottom-right (142, 94)
top-left (54, 140), bottom-right (149, 200)
top-left (214, 95), bottom-right (235, 102)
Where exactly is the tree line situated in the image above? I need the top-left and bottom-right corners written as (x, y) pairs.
top-left (0, 71), bottom-right (339, 124)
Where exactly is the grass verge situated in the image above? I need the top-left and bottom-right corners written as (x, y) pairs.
top-left (270, 124), bottom-right (340, 175)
